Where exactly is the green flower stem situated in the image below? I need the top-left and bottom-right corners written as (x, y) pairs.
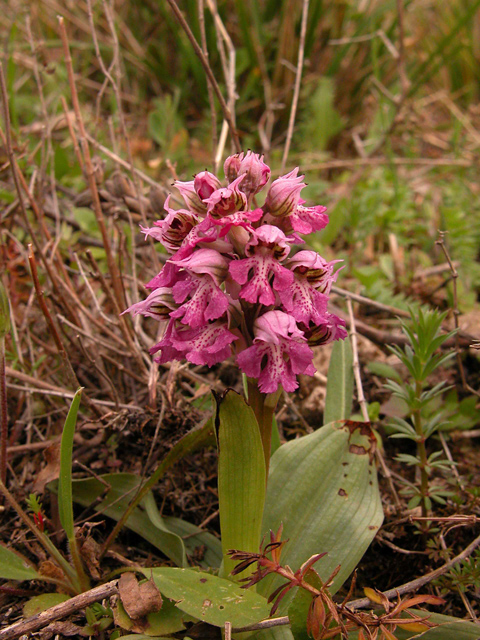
top-left (246, 380), bottom-right (282, 480)
top-left (68, 535), bottom-right (91, 593)
top-left (414, 380), bottom-right (429, 518)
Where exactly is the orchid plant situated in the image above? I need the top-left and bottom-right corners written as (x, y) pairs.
top-left (125, 151), bottom-right (347, 471)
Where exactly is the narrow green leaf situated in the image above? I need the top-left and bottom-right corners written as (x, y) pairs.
top-left (65, 473), bottom-right (222, 568)
top-left (215, 390), bottom-right (266, 578)
top-left (366, 361), bottom-right (402, 384)
top-left (144, 567), bottom-right (270, 627)
top-left (261, 421), bottom-right (383, 607)
top-left (324, 338), bottom-right (354, 424)
top-left (58, 388), bottom-right (83, 541)
top-left (0, 544), bottom-right (40, 581)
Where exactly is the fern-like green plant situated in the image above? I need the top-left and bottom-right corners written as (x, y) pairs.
top-left (384, 309), bottom-right (456, 516)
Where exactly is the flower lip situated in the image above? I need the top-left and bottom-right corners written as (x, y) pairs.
top-left (246, 225), bottom-right (293, 261)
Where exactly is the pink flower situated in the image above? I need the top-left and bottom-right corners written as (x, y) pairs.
top-left (146, 262), bottom-right (185, 289)
top-left (171, 218), bottom-right (232, 261)
top-left (173, 248), bottom-right (230, 284)
top-left (152, 320), bottom-right (238, 367)
top-left (126, 153), bottom-right (347, 395)
top-left (302, 313), bottom-right (348, 346)
top-left (286, 250), bottom-right (342, 295)
top-left (224, 151), bottom-right (270, 199)
top-left (174, 180), bottom-right (207, 215)
top-left (278, 279), bottom-right (328, 325)
top-left (206, 207), bottom-right (264, 238)
top-left (263, 168), bottom-right (305, 218)
top-left (204, 175), bottom-right (247, 219)
top-left (288, 201), bottom-right (329, 235)
top-left (229, 226), bottom-right (294, 306)
top-left (141, 196), bottom-right (199, 253)
top-left (236, 311), bottom-right (315, 393)
top-left (170, 275), bottom-right (229, 327)
top-left (224, 153), bottom-right (244, 183)
top-left (123, 287), bottom-right (176, 321)
top-left (194, 171), bottom-right (221, 201)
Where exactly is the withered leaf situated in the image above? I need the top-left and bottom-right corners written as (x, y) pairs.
top-left (79, 535), bottom-right (102, 580)
top-left (32, 442), bottom-right (61, 494)
top-left (38, 560), bottom-right (65, 583)
top-left (118, 571), bottom-right (163, 620)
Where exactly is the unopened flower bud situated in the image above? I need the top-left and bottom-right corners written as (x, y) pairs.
top-left (194, 171), bottom-right (221, 201)
top-left (224, 152), bottom-right (244, 183)
top-left (263, 168), bottom-right (305, 218)
top-left (237, 150), bottom-right (270, 198)
top-left (0, 282), bottom-right (10, 339)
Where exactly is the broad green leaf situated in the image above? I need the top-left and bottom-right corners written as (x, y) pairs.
top-left (66, 473), bottom-right (221, 568)
top-left (324, 338), bottom-right (354, 424)
top-left (58, 388), bottom-right (83, 541)
top-left (215, 390), bottom-right (266, 578)
top-left (261, 421), bottom-right (383, 606)
top-left (144, 567), bottom-right (270, 627)
top-left (0, 544), bottom-right (40, 581)
top-left (23, 593), bottom-right (71, 617)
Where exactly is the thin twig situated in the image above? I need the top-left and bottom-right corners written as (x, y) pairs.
top-left (84, 132), bottom-right (167, 190)
top-left (0, 336), bottom-right (7, 486)
top-left (206, 0), bottom-right (237, 163)
top-left (233, 616), bottom-right (290, 633)
top-left (436, 230), bottom-right (480, 397)
top-left (197, 0), bottom-right (217, 169)
top-left (0, 580), bottom-right (119, 640)
top-left (347, 298), bottom-right (402, 511)
top-left (280, 0), bottom-right (309, 172)
top-left (347, 299), bottom-right (369, 423)
top-left (58, 16), bottom-right (126, 312)
top-left (27, 245), bottom-right (83, 396)
top-left (347, 530), bottom-right (480, 610)
top-left (439, 431), bottom-right (465, 492)
top-left (165, 0), bottom-right (241, 152)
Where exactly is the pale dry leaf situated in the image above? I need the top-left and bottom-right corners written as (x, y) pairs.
top-left (118, 571), bottom-right (163, 620)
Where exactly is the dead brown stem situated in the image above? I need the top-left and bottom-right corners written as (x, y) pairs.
top-left (0, 580), bottom-right (119, 640)
top-left (165, 0), bottom-right (241, 153)
top-left (58, 16), bottom-right (126, 312)
top-left (280, 0), bottom-right (309, 172)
